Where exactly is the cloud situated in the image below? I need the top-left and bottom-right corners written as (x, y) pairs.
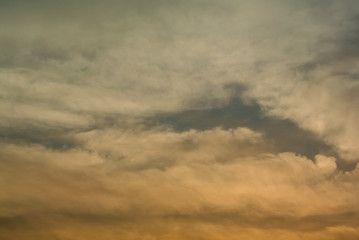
top-left (1, 0), bottom-right (358, 164)
top-left (1, 0), bottom-right (359, 239)
top-left (241, 46), bottom-right (359, 162)
top-left (1, 126), bottom-right (359, 239)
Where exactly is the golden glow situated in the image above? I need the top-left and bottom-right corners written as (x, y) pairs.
top-left (1, 0), bottom-right (359, 239)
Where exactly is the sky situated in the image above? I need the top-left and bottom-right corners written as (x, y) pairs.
top-left (1, 0), bottom-right (359, 239)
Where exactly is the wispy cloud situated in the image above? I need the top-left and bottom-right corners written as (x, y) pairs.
top-left (1, 0), bottom-right (359, 239)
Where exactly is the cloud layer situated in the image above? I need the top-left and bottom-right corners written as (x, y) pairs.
top-left (1, 0), bottom-right (359, 239)
top-left (1, 126), bottom-right (359, 239)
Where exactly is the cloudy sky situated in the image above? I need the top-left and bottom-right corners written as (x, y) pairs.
top-left (1, 0), bottom-right (359, 239)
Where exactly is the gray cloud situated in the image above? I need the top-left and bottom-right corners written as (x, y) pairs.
top-left (1, 0), bottom-right (359, 239)
top-left (148, 97), bottom-right (337, 164)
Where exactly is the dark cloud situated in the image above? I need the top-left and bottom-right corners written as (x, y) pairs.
top-left (0, 126), bottom-right (79, 150)
top-left (148, 97), bottom-right (339, 166)
top-left (295, 12), bottom-right (359, 73)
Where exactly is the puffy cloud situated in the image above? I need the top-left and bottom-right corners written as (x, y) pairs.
top-left (1, 126), bottom-right (359, 239)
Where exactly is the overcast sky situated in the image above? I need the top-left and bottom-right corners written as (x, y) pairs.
top-left (1, 1), bottom-right (359, 239)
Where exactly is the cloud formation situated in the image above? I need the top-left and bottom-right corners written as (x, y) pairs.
top-left (1, 126), bottom-right (359, 239)
top-left (1, 0), bottom-right (359, 239)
